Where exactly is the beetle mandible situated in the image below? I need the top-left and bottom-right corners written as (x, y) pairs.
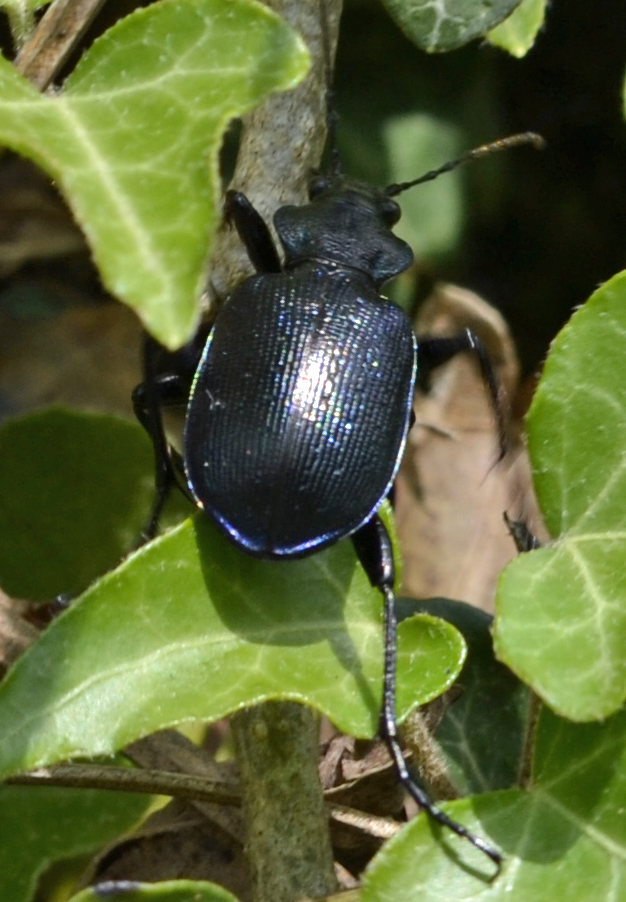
top-left (134, 51), bottom-right (542, 865)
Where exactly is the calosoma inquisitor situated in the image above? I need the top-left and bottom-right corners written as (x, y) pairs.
top-left (133, 13), bottom-right (543, 865)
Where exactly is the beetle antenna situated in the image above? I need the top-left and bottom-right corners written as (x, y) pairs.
top-left (385, 131), bottom-right (545, 197)
top-left (319, 0), bottom-right (342, 177)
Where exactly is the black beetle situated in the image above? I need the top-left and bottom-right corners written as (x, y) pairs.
top-left (134, 133), bottom-right (542, 866)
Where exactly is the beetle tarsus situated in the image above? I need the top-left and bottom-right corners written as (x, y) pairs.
top-left (379, 586), bottom-right (502, 865)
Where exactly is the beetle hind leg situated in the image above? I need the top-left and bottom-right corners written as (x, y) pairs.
top-left (352, 514), bottom-right (502, 867)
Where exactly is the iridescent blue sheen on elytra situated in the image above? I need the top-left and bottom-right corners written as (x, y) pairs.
top-left (185, 263), bottom-right (416, 558)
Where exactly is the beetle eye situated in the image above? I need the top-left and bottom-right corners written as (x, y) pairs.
top-left (381, 198), bottom-right (401, 225)
top-left (309, 174), bottom-right (330, 199)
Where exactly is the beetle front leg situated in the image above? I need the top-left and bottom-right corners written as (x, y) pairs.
top-left (224, 190), bottom-right (282, 274)
top-left (352, 514), bottom-right (502, 867)
top-left (417, 328), bottom-right (506, 459)
top-left (133, 335), bottom-right (196, 542)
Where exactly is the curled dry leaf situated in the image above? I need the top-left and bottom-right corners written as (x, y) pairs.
top-left (320, 735), bottom-right (404, 877)
top-left (0, 158), bottom-right (85, 278)
top-left (124, 731), bottom-right (243, 845)
top-left (86, 798), bottom-right (251, 900)
top-left (0, 303), bottom-right (142, 420)
top-left (0, 589), bottom-right (39, 676)
top-left (395, 283), bottom-right (548, 613)
top-left (321, 736), bottom-right (405, 817)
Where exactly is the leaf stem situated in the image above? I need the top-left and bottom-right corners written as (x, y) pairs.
top-left (518, 691), bottom-right (542, 789)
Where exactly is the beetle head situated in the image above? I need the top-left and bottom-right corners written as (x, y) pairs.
top-left (274, 176), bottom-right (413, 288)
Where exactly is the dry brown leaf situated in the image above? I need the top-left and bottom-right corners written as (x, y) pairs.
top-left (0, 302), bottom-right (142, 419)
top-left (0, 589), bottom-right (39, 676)
top-left (86, 798), bottom-right (251, 899)
top-left (0, 158), bottom-right (85, 277)
top-left (84, 731), bottom-right (249, 896)
top-left (395, 283), bottom-right (548, 613)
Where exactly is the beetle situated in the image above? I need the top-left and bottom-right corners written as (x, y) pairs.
top-left (134, 132), bottom-right (542, 866)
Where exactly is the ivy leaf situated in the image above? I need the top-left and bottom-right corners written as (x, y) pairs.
top-left (361, 706), bottom-right (626, 900)
top-left (382, 115), bottom-right (465, 262)
top-left (0, 512), bottom-right (465, 777)
top-left (0, 0), bottom-right (309, 348)
top-left (400, 599), bottom-right (529, 795)
top-left (0, 409), bottom-right (193, 601)
top-left (380, 0), bottom-right (523, 52)
top-left (494, 272), bottom-right (626, 721)
top-left (0, 783), bottom-right (150, 902)
top-left (0, 0), bottom-right (46, 13)
top-left (1, 0), bottom-right (43, 50)
top-left (487, 0), bottom-right (548, 58)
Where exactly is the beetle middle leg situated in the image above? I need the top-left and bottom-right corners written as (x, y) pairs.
top-left (133, 332), bottom-right (206, 541)
top-left (352, 513), bottom-right (502, 866)
top-left (417, 328), bottom-right (506, 459)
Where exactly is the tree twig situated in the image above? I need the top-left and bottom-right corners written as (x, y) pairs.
top-left (7, 762), bottom-right (241, 805)
top-left (15, 0), bottom-right (108, 89)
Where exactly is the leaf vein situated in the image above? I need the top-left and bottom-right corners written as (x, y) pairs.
top-left (540, 790), bottom-right (626, 860)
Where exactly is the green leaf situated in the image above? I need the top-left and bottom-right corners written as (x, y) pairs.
top-left (69, 880), bottom-right (240, 902)
top-left (2, 0), bottom-right (40, 50)
top-left (0, 0), bottom-right (309, 348)
top-left (0, 516), bottom-right (465, 777)
top-left (400, 599), bottom-right (530, 794)
top-left (382, 115), bottom-right (465, 261)
top-left (362, 706), bottom-right (626, 900)
top-left (0, 783), bottom-right (150, 902)
top-left (494, 272), bottom-right (626, 721)
top-left (487, 0), bottom-right (547, 58)
top-left (0, 409), bottom-right (193, 600)
top-left (0, 0), bottom-right (46, 13)
top-left (380, 0), bottom-right (523, 53)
